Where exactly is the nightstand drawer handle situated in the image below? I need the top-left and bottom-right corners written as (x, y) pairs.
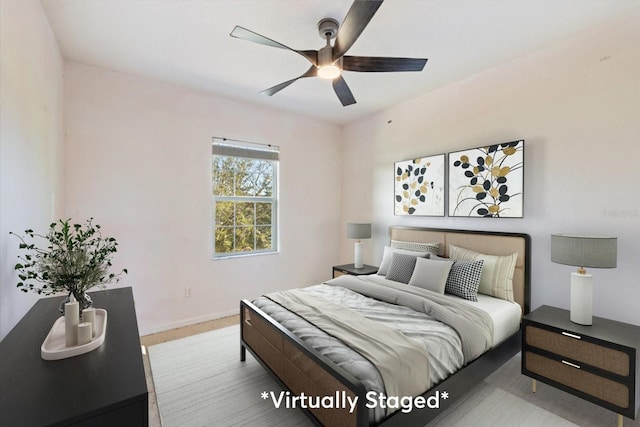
top-left (562, 360), bottom-right (581, 369)
top-left (561, 331), bottom-right (581, 340)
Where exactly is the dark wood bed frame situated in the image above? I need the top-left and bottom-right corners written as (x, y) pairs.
top-left (240, 226), bottom-right (531, 426)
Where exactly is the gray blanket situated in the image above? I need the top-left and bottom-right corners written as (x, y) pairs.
top-left (254, 282), bottom-right (463, 422)
top-left (326, 275), bottom-right (493, 363)
top-left (266, 288), bottom-right (431, 400)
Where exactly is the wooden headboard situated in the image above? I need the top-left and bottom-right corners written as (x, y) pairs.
top-left (389, 226), bottom-right (531, 314)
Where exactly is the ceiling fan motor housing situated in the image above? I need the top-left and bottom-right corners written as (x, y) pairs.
top-left (318, 45), bottom-right (341, 68)
top-left (318, 18), bottom-right (340, 70)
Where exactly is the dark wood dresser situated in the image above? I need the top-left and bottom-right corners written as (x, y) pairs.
top-left (522, 305), bottom-right (639, 426)
top-left (0, 287), bottom-right (148, 426)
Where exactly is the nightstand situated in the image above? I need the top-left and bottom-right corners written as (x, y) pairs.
top-left (522, 305), bottom-right (640, 426)
top-left (332, 263), bottom-right (378, 278)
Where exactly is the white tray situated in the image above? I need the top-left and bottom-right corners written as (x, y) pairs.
top-left (41, 309), bottom-right (107, 360)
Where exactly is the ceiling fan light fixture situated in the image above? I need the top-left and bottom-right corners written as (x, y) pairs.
top-left (317, 43), bottom-right (341, 80)
top-left (318, 64), bottom-right (341, 80)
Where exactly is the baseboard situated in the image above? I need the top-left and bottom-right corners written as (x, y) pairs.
top-left (139, 308), bottom-right (239, 336)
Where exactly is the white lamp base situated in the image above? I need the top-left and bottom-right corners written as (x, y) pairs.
top-left (354, 241), bottom-right (363, 269)
top-left (570, 272), bottom-right (593, 325)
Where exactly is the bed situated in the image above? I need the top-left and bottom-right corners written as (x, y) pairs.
top-left (240, 226), bottom-right (531, 426)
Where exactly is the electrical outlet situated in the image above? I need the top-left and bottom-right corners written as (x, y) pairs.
top-left (184, 287), bottom-right (192, 297)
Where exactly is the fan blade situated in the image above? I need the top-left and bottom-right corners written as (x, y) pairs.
top-left (343, 56), bottom-right (427, 72)
top-left (333, 0), bottom-right (383, 61)
top-left (332, 75), bottom-right (356, 106)
top-left (231, 26), bottom-right (317, 65)
top-left (260, 66), bottom-right (318, 97)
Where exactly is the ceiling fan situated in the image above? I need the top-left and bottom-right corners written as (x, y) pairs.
top-left (230, 0), bottom-right (428, 106)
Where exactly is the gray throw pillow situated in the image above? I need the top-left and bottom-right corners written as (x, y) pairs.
top-left (385, 253), bottom-right (419, 284)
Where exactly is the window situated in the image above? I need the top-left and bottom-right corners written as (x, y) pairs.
top-left (212, 138), bottom-right (278, 258)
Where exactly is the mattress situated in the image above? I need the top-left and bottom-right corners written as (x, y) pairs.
top-left (457, 292), bottom-right (521, 345)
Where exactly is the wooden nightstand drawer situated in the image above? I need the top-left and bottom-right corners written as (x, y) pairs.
top-left (525, 351), bottom-right (630, 409)
top-left (525, 325), bottom-right (630, 377)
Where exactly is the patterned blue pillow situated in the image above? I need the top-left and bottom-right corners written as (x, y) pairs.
top-left (386, 253), bottom-right (420, 284)
top-left (445, 260), bottom-right (484, 301)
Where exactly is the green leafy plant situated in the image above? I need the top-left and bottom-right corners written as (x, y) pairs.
top-left (10, 218), bottom-right (128, 298)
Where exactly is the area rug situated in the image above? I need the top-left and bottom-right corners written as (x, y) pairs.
top-left (147, 326), bottom-right (311, 426)
top-left (147, 326), bottom-right (597, 427)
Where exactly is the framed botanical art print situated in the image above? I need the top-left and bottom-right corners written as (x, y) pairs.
top-left (448, 140), bottom-right (524, 218)
top-left (394, 154), bottom-right (445, 216)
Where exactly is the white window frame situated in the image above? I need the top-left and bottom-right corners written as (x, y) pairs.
top-left (212, 138), bottom-right (279, 259)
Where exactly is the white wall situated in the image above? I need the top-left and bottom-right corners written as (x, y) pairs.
top-left (63, 63), bottom-right (342, 334)
top-left (341, 13), bottom-right (640, 325)
top-left (0, 0), bottom-right (65, 340)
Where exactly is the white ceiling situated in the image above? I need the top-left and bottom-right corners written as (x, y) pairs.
top-left (40, 0), bottom-right (640, 125)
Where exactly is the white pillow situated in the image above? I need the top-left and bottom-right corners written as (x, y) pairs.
top-left (377, 246), bottom-right (430, 276)
top-left (409, 257), bottom-right (453, 294)
top-left (449, 244), bottom-right (518, 302)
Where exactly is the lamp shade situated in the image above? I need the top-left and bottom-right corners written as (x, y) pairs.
top-left (346, 223), bottom-right (371, 240)
top-left (550, 234), bottom-right (617, 268)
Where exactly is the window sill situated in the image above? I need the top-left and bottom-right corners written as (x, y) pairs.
top-left (212, 250), bottom-right (279, 261)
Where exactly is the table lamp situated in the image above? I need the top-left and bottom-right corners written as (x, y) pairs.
top-left (550, 234), bottom-right (617, 325)
top-left (347, 223), bottom-right (371, 269)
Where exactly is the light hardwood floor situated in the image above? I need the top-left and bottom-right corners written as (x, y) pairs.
top-left (141, 315), bottom-right (240, 426)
